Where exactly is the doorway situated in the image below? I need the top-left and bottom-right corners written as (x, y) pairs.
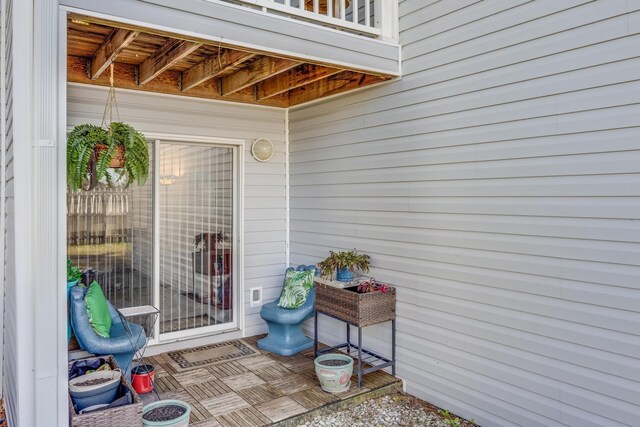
top-left (67, 136), bottom-right (241, 342)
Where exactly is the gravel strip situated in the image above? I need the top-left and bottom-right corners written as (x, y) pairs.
top-left (295, 394), bottom-right (475, 427)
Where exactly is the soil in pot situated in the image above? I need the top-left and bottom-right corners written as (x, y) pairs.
top-left (143, 405), bottom-right (187, 422)
top-left (318, 359), bottom-right (350, 367)
top-left (74, 377), bottom-right (112, 387)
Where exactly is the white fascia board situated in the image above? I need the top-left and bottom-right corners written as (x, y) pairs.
top-left (59, 0), bottom-right (401, 76)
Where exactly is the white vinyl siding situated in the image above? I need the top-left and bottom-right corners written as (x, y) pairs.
top-left (289, 1), bottom-right (640, 426)
top-left (68, 84), bottom-right (287, 339)
top-left (1, 0), bottom-right (11, 417)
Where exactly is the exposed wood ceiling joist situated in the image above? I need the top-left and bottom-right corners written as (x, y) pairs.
top-left (139, 39), bottom-right (202, 85)
top-left (257, 64), bottom-right (342, 100)
top-left (91, 28), bottom-right (139, 79)
top-left (66, 14), bottom-right (394, 108)
top-left (182, 50), bottom-right (256, 92)
top-left (220, 57), bottom-right (301, 96)
top-left (288, 71), bottom-right (385, 106)
top-left (68, 55), bottom-right (289, 107)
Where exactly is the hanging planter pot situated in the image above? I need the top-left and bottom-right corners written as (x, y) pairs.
top-left (67, 64), bottom-right (149, 191)
top-left (94, 143), bottom-right (126, 168)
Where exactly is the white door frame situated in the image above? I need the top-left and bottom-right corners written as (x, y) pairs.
top-left (143, 132), bottom-right (245, 345)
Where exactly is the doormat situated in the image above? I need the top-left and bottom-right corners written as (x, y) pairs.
top-left (166, 340), bottom-right (260, 372)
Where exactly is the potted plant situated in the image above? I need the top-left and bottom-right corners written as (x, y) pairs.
top-left (142, 400), bottom-right (191, 427)
top-left (69, 370), bottom-right (122, 411)
top-left (67, 259), bottom-right (82, 286)
top-left (314, 353), bottom-right (353, 393)
top-left (67, 259), bottom-right (83, 342)
top-left (318, 250), bottom-right (370, 282)
top-left (315, 277), bottom-right (396, 327)
top-left (67, 122), bottom-right (149, 191)
top-left (355, 278), bottom-right (391, 294)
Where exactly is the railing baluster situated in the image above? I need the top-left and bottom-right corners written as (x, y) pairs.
top-left (352, 0), bottom-right (358, 23)
top-left (215, 0), bottom-right (385, 38)
top-left (365, 0), bottom-right (370, 27)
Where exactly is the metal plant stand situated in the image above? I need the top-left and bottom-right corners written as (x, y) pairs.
top-left (119, 305), bottom-right (160, 389)
top-left (314, 310), bottom-right (396, 388)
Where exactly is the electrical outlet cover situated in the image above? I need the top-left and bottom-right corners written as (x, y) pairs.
top-left (249, 287), bottom-right (262, 306)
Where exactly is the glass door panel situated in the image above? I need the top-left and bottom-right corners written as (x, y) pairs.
top-left (158, 142), bottom-right (234, 336)
top-left (67, 147), bottom-right (154, 309)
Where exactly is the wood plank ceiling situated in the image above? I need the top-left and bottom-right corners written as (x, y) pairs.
top-left (67, 14), bottom-right (393, 108)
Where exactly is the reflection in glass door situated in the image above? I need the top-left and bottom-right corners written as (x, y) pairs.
top-left (158, 142), bottom-right (235, 338)
top-left (67, 138), bottom-right (237, 343)
top-left (67, 148), bottom-right (154, 310)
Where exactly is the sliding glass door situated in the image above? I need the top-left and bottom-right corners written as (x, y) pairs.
top-left (157, 142), bottom-right (235, 339)
top-left (67, 138), bottom-right (238, 342)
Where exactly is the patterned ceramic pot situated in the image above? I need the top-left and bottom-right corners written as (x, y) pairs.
top-left (142, 399), bottom-right (191, 427)
top-left (314, 353), bottom-right (354, 393)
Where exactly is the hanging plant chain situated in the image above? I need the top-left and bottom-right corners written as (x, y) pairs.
top-left (101, 64), bottom-right (121, 129)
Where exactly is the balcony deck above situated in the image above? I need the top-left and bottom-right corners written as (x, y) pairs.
top-left (62, 0), bottom-right (400, 108)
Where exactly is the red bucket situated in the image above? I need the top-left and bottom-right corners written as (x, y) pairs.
top-left (131, 364), bottom-right (155, 394)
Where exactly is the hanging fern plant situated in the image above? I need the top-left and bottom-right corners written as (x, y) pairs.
top-left (66, 121), bottom-right (149, 191)
top-left (67, 64), bottom-right (149, 191)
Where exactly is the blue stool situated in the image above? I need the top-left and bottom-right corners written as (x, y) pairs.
top-left (69, 285), bottom-right (146, 380)
top-left (258, 265), bottom-right (316, 356)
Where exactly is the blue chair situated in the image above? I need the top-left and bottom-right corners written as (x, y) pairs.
top-left (69, 285), bottom-right (146, 380)
top-left (258, 265), bottom-right (316, 356)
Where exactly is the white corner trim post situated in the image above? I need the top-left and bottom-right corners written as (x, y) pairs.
top-left (7, 0), bottom-right (35, 424)
top-left (32, 1), bottom-right (67, 426)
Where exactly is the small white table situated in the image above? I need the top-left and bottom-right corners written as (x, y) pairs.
top-left (118, 305), bottom-right (160, 373)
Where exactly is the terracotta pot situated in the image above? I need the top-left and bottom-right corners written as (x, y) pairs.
top-left (305, 0), bottom-right (351, 17)
top-left (94, 143), bottom-right (126, 168)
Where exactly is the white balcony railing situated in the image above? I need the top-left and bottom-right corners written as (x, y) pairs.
top-left (219, 0), bottom-right (398, 41)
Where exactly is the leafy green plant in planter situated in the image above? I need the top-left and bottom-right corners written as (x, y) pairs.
top-left (66, 259), bottom-right (83, 342)
top-left (318, 250), bottom-right (371, 281)
top-left (67, 259), bottom-right (82, 284)
top-left (67, 122), bottom-right (149, 191)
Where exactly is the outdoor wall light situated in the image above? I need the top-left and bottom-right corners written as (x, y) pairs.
top-left (251, 138), bottom-right (275, 162)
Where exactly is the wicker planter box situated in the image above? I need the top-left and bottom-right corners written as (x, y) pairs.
top-left (68, 355), bottom-right (143, 427)
top-left (315, 281), bottom-right (396, 327)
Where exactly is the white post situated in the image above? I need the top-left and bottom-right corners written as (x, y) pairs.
top-left (34, 1), bottom-right (67, 426)
top-left (374, 0), bottom-right (399, 42)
